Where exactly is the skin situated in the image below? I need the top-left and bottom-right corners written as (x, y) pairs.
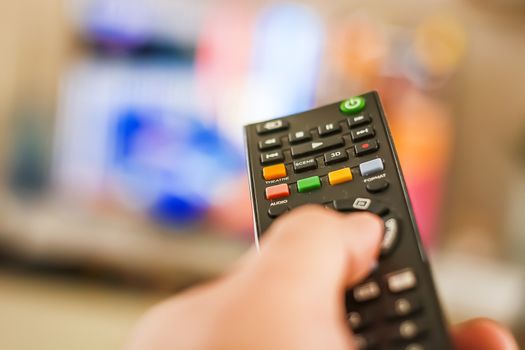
top-left (128, 206), bottom-right (519, 350)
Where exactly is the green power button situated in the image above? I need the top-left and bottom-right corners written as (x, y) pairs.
top-left (340, 96), bottom-right (366, 114)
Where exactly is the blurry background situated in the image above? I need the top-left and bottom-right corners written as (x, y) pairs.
top-left (0, 0), bottom-right (524, 348)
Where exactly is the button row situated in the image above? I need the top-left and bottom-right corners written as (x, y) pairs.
top-left (257, 117), bottom-right (372, 150)
top-left (353, 319), bottom-right (428, 350)
top-left (261, 139), bottom-right (380, 166)
top-left (352, 269), bottom-right (417, 304)
top-left (289, 128), bottom-right (375, 158)
top-left (264, 166), bottom-right (355, 200)
top-left (348, 295), bottom-right (422, 332)
top-left (256, 98), bottom-right (369, 138)
top-left (257, 118), bottom-right (367, 149)
top-left (263, 157), bottom-right (383, 182)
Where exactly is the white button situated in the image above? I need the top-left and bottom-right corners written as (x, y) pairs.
top-left (381, 218), bottom-right (399, 254)
top-left (395, 298), bottom-right (413, 316)
top-left (353, 198), bottom-right (372, 210)
top-left (353, 281), bottom-right (380, 302)
top-left (353, 335), bottom-right (367, 349)
top-left (265, 120), bottom-right (283, 129)
top-left (347, 312), bottom-right (362, 330)
top-left (400, 320), bottom-right (419, 339)
top-left (387, 269), bottom-right (417, 293)
top-left (406, 344), bottom-right (424, 350)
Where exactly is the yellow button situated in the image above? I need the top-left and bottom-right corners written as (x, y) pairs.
top-left (328, 167), bottom-right (353, 185)
top-left (263, 163), bottom-right (287, 181)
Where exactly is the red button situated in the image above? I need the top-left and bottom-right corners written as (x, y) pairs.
top-left (265, 184), bottom-right (290, 200)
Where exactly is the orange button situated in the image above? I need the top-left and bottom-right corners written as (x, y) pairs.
top-left (328, 167), bottom-right (353, 185)
top-left (263, 163), bottom-right (287, 181)
top-left (265, 183), bottom-right (290, 200)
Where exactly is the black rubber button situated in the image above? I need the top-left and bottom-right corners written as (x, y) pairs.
top-left (318, 122), bottom-right (342, 137)
top-left (291, 137), bottom-right (345, 158)
top-left (366, 180), bottom-right (389, 193)
top-left (258, 137), bottom-right (282, 150)
top-left (260, 150), bottom-right (284, 165)
top-left (355, 140), bottom-right (379, 156)
top-left (332, 198), bottom-right (389, 217)
top-left (324, 149), bottom-right (348, 165)
top-left (256, 119), bottom-right (289, 134)
top-left (293, 158), bottom-right (317, 173)
top-left (348, 115), bottom-right (371, 128)
top-left (268, 205), bottom-right (289, 218)
top-left (289, 130), bottom-right (312, 144)
top-left (351, 126), bottom-right (375, 142)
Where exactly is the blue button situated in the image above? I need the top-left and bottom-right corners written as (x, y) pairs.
top-left (359, 158), bottom-right (384, 177)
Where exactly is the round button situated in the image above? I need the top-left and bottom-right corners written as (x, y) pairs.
top-left (366, 179), bottom-right (389, 193)
top-left (340, 96), bottom-right (366, 114)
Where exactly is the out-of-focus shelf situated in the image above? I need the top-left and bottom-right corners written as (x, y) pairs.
top-left (0, 194), bottom-right (250, 289)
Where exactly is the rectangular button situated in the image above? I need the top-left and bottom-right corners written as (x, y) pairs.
top-left (355, 140), bottom-right (379, 156)
top-left (387, 269), bottom-right (417, 293)
top-left (328, 168), bottom-right (353, 185)
top-left (289, 130), bottom-right (312, 144)
top-left (268, 205), bottom-right (289, 218)
top-left (256, 119), bottom-right (289, 134)
top-left (347, 115), bottom-right (371, 128)
top-left (263, 164), bottom-right (287, 181)
top-left (291, 137), bottom-right (344, 158)
top-left (258, 137), bottom-right (281, 150)
top-left (351, 126), bottom-right (375, 142)
top-left (297, 176), bottom-right (321, 193)
top-left (353, 281), bottom-right (380, 302)
top-left (293, 158), bottom-right (317, 173)
top-left (318, 122), bottom-right (341, 137)
top-left (324, 149), bottom-right (348, 165)
top-left (265, 184), bottom-right (290, 200)
top-left (359, 158), bottom-right (384, 177)
top-left (261, 150), bottom-right (284, 165)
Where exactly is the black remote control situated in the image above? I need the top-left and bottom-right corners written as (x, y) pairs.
top-left (244, 91), bottom-right (453, 350)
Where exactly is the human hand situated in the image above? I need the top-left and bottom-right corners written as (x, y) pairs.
top-left (128, 206), bottom-right (518, 350)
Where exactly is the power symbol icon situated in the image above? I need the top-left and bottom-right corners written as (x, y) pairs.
top-left (340, 96), bottom-right (366, 114)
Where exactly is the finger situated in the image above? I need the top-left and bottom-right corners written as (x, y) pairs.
top-left (453, 318), bottom-right (519, 350)
top-left (254, 205), bottom-right (383, 296)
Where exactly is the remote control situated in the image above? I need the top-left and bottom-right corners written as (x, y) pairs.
top-left (244, 91), bottom-right (453, 350)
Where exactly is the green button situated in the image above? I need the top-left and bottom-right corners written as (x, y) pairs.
top-left (340, 96), bottom-right (366, 114)
top-left (297, 176), bottom-right (321, 193)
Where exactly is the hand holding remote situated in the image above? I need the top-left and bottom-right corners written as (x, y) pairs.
top-left (128, 207), bottom-right (517, 350)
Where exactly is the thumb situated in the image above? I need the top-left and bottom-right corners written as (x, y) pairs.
top-left (452, 318), bottom-right (519, 350)
top-left (255, 205), bottom-right (383, 297)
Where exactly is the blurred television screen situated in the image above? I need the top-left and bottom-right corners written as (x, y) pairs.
top-left (55, 58), bottom-right (245, 226)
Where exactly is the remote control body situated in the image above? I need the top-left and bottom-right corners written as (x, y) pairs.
top-left (244, 91), bottom-right (453, 349)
